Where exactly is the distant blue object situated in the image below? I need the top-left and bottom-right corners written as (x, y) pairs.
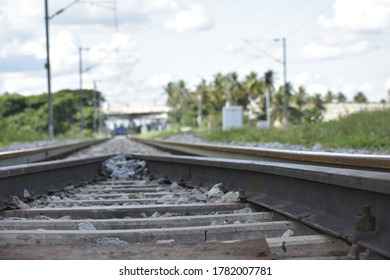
top-left (114, 127), bottom-right (127, 135)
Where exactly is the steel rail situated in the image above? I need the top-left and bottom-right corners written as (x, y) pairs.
top-left (0, 154), bottom-right (114, 210)
top-left (0, 154), bottom-right (350, 259)
top-left (0, 153), bottom-right (389, 258)
top-left (135, 139), bottom-right (390, 171)
top-left (0, 139), bottom-right (107, 167)
top-left (135, 153), bottom-right (390, 259)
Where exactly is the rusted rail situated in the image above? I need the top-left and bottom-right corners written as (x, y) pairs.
top-left (0, 139), bottom-right (107, 167)
top-left (0, 152), bottom-right (388, 259)
top-left (134, 139), bottom-right (390, 171)
top-left (136, 153), bottom-right (390, 259)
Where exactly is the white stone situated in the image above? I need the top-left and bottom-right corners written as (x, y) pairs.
top-left (233, 207), bottom-right (253, 214)
top-left (282, 229), bottom-right (294, 237)
top-left (217, 191), bottom-right (239, 203)
top-left (75, 222), bottom-right (97, 231)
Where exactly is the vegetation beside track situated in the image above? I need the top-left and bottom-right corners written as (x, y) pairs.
top-left (0, 90), bottom-right (104, 145)
top-left (142, 109), bottom-right (390, 153)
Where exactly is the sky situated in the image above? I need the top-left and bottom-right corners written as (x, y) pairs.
top-left (0, 0), bottom-right (389, 111)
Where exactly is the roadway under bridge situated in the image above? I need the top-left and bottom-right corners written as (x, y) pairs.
top-left (103, 106), bottom-right (170, 134)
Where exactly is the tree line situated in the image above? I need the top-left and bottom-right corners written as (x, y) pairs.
top-left (164, 70), bottom-right (373, 128)
top-left (0, 89), bottom-right (104, 143)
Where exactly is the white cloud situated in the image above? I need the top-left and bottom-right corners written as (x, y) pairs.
top-left (360, 82), bottom-right (374, 94)
top-left (386, 77), bottom-right (390, 89)
top-left (19, 39), bottom-right (46, 59)
top-left (305, 83), bottom-right (328, 95)
top-left (292, 75), bottom-right (379, 101)
top-left (301, 0), bottom-right (390, 60)
top-left (50, 31), bottom-right (78, 73)
top-left (131, 0), bottom-right (181, 13)
top-left (0, 0), bottom-right (41, 33)
top-left (302, 39), bottom-right (369, 60)
top-left (223, 44), bottom-right (244, 54)
top-left (293, 72), bottom-right (321, 86)
top-left (319, 0), bottom-right (390, 32)
top-left (147, 73), bottom-right (172, 88)
top-left (164, 4), bottom-right (214, 32)
top-left (0, 72), bottom-right (46, 94)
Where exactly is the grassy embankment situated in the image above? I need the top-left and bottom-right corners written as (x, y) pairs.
top-left (143, 109), bottom-right (390, 153)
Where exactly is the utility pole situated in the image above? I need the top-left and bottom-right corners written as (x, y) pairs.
top-left (266, 85), bottom-right (271, 128)
top-left (225, 77), bottom-right (231, 107)
top-left (282, 37), bottom-right (288, 129)
top-left (79, 47), bottom-right (85, 138)
top-left (197, 89), bottom-right (202, 128)
top-left (44, 0), bottom-right (81, 140)
top-left (93, 80), bottom-right (98, 135)
top-left (44, 0), bottom-right (54, 140)
top-left (242, 37), bottom-right (288, 128)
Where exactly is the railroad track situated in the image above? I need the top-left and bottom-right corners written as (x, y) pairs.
top-left (135, 138), bottom-right (390, 171)
top-left (1, 149), bottom-right (388, 259)
top-left (0, 139), bottom-right (107, 167)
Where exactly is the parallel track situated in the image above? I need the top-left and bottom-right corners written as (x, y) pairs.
top-left (0, 139), bottom-right (107, 167)
top-left (135, 138), bottom-right (390, 171)
top-left (0, 156), bottom-right (350, 259)
top-left (0, 150), bottom-right (389, 259)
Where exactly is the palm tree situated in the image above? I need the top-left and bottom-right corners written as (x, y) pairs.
top-left (210, 73), bottom-right (226, 111)
top-left (229, 72), bottom-right (246, 107)
top-left (293, 86), bottom-right (308, 111)
top-left (336, 92), bottom-right (347, 103)
top-left (165, 82), bottom-right (181, 124)
top-left (353, 91), bottom-right (368, 103)
top-left (164, 80), bottom-right (188, 126)
top-left (195, 79), bottom-right (208, 128)
top-left (311, 93), bottom-right (326, 112)
top-left (243, 72), bottom-right (259, 99)
top-left (243, 72), bottom-right (265, 123)
top-left (177, 80), bottom-right (188, 126)
top-left (324, 90), bottom-right (334, 103)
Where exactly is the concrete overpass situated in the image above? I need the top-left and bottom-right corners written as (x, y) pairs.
top-left (103, 106), bottom-right (171, 119)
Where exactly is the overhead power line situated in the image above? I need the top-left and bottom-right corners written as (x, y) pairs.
top-left (285, 2), bottom-right (334, 36)
top-left (257, 0), bottom-right (311, 38)
top-left (242, 38), bottom-right (281, 64)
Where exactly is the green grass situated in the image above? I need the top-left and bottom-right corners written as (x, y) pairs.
top-left (137, 126), bottom-right (183, 140)
top-left (143, 109), bottom-right (390, 153)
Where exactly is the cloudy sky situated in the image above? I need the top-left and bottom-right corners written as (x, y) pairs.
top-left (0, 0), bottom-right (389, 111)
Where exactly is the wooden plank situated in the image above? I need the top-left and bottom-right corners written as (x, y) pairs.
top-left (0, 212), bottom-right (274, 230)
top-left (90, 192), bottom-right (177, 199)
top-left (0, 240), bottom-right (273, 259)
top-left (85, 184), bottom-right (161, 188)
top-left (76, 187), bottom-right (161, 193)
top-left (0, 220), bottom-right (301, 245)
top-left (48, 198), bottom-right (182, 205)
top-left (266, 235), bottom-right (349, 255)
top-left (1, 203), bottom-right (254, 219)
top-left (94, 180), bottom-right (151, 185)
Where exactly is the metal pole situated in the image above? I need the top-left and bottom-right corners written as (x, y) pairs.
top-left (266, 87), bottom-right (271, 128)
top-left (44, 0), bottom-right (54, 140)
top-left (225, 78), bottom-right (231, 107)
top-left (282, 37), bottom-right (288, 128)
top-left (197, 89), bottom-right (202, 128)
top-left (93, 80), bottom-right (98, 135)
top-left (79, 47), bottom-right (84, 138)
